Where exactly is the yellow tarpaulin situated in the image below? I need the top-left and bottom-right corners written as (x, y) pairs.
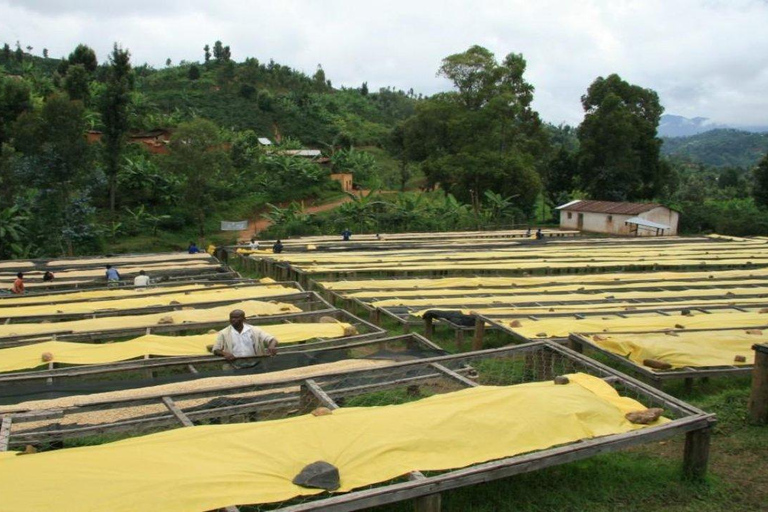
top-left (345, 277), bottom-right (768, 300)
top-left (0, 373), bottom-right (664, 512)
top-left (0, 260), bottom-right (218, 283)
top-left (319, 267), bottom-right (768, 291)
top-left (0, 300), bottom-right (301, 338)
top-left (503, 309), bottom-right (768, 338)
top-left (371, 286), bottom-right (768, 308)
top-left (0, 322), bottom-right (354, 372)
top-left (588, 330), bottom-right (764, 368)
top-left (0, 284), bottom-right (296, 319)
top-left (0, 283), bottom-right (215, 306)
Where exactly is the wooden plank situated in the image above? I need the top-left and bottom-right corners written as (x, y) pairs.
top-left (471, 315), bottom-right (485, 351)
top-left (0, 416), bottom-right (12, 451)
top-left (301, 379), bottom-right (339, 411)
top-left (409, 471), bottom-right (441, 512)
top-left (749, 343), bottom-right (768, 424)
top-left (161, 396), bottom-right (194, 427)
top-left (683, 423), bottom-right (713, 480)
top-left (429, 363), bottom-right (478, 388)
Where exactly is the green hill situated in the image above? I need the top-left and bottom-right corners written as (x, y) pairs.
top-left (661, 129), bottom-right (768, 168)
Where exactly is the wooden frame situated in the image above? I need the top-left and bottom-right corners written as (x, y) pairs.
top-left (0, 291), bottom-right (335, 347)
top-left (1, 340), bottom-right (714, 512)
top-left (564, 328), bottom-right (759, 388)
top-left (0, 309), bottom-right (389, 387)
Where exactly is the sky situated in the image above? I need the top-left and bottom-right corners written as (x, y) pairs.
top-left (2, 0), bottom-right (768, 127)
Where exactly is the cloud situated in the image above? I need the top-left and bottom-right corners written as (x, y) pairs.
top-left (1, 0), bottom-right (767, 126)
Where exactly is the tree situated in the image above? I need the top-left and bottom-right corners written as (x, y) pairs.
top-left (576, 74), bottom-right (671, 201)
top-left (42, 48), bottom-right (48, 58)
top-left (0, 76), bottom-right (32, 144)
top-left (213, 40), bottom-right (224, 60)
top-left (361, 82), bottom-right (369, 96)
top-left (100, 44), bottom-right (134, 213)
top-left (753, 153), bottom-right (768, 208)
top-left (68, 44), bottom-right (98, 73)
top-left (1, 44), bottom-right (10, 63)
top-left (399, 46), bottom-right (546, 212)
top-left (14, 41), bottom-right (23, 62)
top-left (165, 58), bottom-right (172, 67)
top-left (63, 64), bottom-right (90, 103)
top-left (203, 44), bottom-right (211, 63)
top-left (188, 64), bottom-right (200, 80)
top-left (165, 118), bottom-right (229, 238)
top-left (313, 65), bottom-right (326, 86)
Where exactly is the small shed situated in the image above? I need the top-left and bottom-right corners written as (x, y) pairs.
top-left (330, 173), bottom-right (354, 191)
top-left (556, 200), bottom-right (679, 236)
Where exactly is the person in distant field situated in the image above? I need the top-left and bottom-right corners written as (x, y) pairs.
top-left (341, 228), bottom-right (352, 241)
top-left (42, 271), bottom-right (54, 282)
top-left (187, 242), bottom-right (201, 254)
top-left (272, 239), bottom-right (284, 254)
top-left (213, 309), bottom-right (278, 368)
top-left (134, 270), bottom-right (150, 287)
top-left (249, 237), bottom-right (260, 250)
top-left (10, 273), bottom-right (24, 294)
top-left (525, 228), bottom-right (531, 237)
top-left (105, 265), bottom-right (121, 287)
top-left (535, 228), bottom-right (544, 240)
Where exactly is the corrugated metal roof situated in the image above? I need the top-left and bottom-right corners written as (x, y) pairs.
top-left (625, 216), bottom-right (670, 230)
top-left (556, 200), bottom-right (664, 215)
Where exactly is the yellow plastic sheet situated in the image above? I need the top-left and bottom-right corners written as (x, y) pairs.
top-left (371, 286), bottom-right (768, 308)
top-left (320, 267), bottom-right (768, 291)
top-left (0, 300), bottom-right (301, 338)
top-left (345, 277), bottom-right (768, 300)
top-left (0, 260), bottom-right (218, 283)
top-left (589, 329), bottom-right (764, 368)
top-left (0, 322), bottom-right (354, 372)
top-left (0, 283), bottom-right (215, 306)
top-left (0, 284), bottom-right (296, 319)
top-left (0, 373), bottom-right (664, 511)
top-left (503, 309), bottom-right (768, 338)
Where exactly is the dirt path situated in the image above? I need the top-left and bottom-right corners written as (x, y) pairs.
top-left (238, 193), bottom-right (362, 240)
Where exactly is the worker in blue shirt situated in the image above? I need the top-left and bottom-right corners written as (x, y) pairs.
top-left (188, 242), bottom-right (201, 254)
top-left (105, 265), bottom-right (121, 287)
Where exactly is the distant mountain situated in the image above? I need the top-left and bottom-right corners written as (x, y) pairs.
top-left (661, 129), bottom-right (768, 168)
top-left (659, 114), bottom-right (768, 138)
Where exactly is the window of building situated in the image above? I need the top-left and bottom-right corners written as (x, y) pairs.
top-left (567, 212), bottom-right (572, 219)
top-left (607, 215), bottom-right (613, 222)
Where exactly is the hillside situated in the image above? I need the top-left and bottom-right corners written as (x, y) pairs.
top-left (0, 48), bottom-right (417, 148)
top-left (661, 129), bottom-right (768, 168)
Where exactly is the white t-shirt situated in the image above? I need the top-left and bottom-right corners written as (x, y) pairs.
top-left (133, 275), bottom-right (150, 287)
top-left (230, 325), bottom-right (257, 357)
top-left (249, 241), bottom-right (259, 250)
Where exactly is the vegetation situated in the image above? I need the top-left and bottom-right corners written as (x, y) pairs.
top-left (662, 129), bottom-right (768, 168)
top-left (2, 39), bottom-right (768, 257)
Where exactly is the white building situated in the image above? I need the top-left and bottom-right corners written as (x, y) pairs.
top-left (556, 200), bottom-right (679, 236)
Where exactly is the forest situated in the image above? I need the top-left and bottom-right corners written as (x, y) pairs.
top-left (1, 40), bottom-right (768, 258)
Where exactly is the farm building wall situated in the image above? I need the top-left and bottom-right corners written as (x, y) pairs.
top-left (559, 207), bottom-right (678, 236)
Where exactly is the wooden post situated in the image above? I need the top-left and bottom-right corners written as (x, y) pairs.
top-left (424, 317), bottom-right (434, 339)
top-left (455, 329), bottom-right (465, 352)
top-left (683, 425), bottom-right (712, 481)
top-left (408, 471), bottom-right (441, 512)
top-left (749, 343), bottom-right (768, 425)
top-left (567, 336), bottom-right (583, 354)
top-left (299, 379), bottom-right (339, 414)
top-left (0, 416), bottom-right (11, 451)
top-left (471, 316), bottom-right (485, 352)
top-left (161, 397), bottom-right (194, 427)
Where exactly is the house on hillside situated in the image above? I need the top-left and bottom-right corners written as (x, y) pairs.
top-left (556, 200), bottom-right (679, 236)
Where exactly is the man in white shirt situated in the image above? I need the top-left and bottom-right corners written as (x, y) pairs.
top-left (212, 309), bottom-right (278, 363)
top-left (248, 237), bottom-right (259, 250)
top-left (133, 270), bottom-right (150, 287)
